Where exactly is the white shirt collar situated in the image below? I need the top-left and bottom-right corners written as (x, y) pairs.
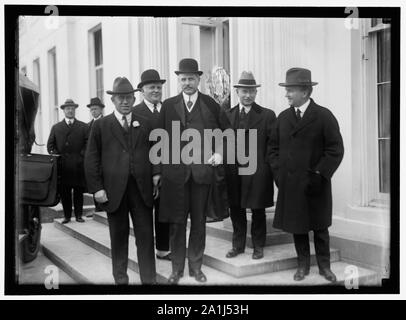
top-left (93, 114), bottom-right (103, 121)
top-left (238, 103), bottom-right (252, 114)
top-left (182, 91), bottom-right (198, 112)
top-left (294, 98), bottom-right (311, 116)
top-left (114, 110), bottom-right (131, 125)
top-left (144, 99), bottom-right (162, 113)
top-left (65, 118), bottom-right (74, 125)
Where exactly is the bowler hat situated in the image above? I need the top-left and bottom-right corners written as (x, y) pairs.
top-left (279, 67), bottom-right (318, 87)
top-left (174, 58), bottom-right (203, 76)
top-left (233, 71), bottom-right (261, 88)
top-left (106, 77), bottom-right (138, 95)
top-left (137, 69), bottom-right (166, 89)
top-left (87, 97), bottom-right (105, 108)
top-left (60, 99), bottom-right (78, 109)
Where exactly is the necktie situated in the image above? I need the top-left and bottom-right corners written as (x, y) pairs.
top-left (67, 120), bottom-right (72, 127)
top-left (239, 108), bottom-right (247, 129)
top-left (296, 108), bottom-right (302, 121)
top-left (122, 115), bottom-right (129, 132)
top-left (153, 104), bottom-right (159, 115)
top-left (186, 96), bottom-right (193, 111)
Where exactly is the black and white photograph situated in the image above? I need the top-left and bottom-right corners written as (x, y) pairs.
top-left (3, 1), bottom-right (401, 300)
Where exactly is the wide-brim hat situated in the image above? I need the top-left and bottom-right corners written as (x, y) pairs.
top-left (87, 97), bottom-right (105, 108)
top-left (174, 58), bottom-right (203, 76)
top-left (137, 69), bottom-right (166, 89)
top-left (106, 77), bottom-right (138, 95)
top-left (233, 71), bottom-right (261, 88)
top-left (60, 99), bottom-right (78, 109)
top-left (279, 67), bottom-right (318, 87)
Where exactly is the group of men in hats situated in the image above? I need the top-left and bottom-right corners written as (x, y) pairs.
top-left (47, 56), bottom-right (343, 285)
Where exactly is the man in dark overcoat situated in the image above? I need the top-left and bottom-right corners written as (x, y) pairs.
top-left (269, 67), bottom-right (344, 282)
top-left (224, 71), bottom-right (276, 260)
top-left (134, 69), bottom-right (171, 261)
top-left (84, 77), bottom-right (157, 285)
top-left (86, 96), bottom-right (105, 213)
top-left (156, 58), bottom-right (226, 284)
top-left (47, 99), bottom-right (88, 223)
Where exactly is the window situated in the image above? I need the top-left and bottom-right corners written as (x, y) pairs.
top-left (89, 25), bottom-right (104, 102)
top-left (48, 47), bottom-right (58, 122)
top-left (363, 18), bottom-right (391, 204)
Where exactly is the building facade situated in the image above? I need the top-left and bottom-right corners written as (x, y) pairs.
top-left (19, 16), bottom-right (391, 279)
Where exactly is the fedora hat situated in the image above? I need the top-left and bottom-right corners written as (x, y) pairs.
top-left (233, 71), bottom-right (261, 88)
top-left (106, 77), bottom-right (138, 95)
top-left (60, 98), bottom-right (78, 109)
top-left (137, 69), bottom-right (166, 89)
top-left (279, 67), bottom-right (318, 87)
top-left (174, 58), bottom-right (203, 76)
top-left (87, 97), bottom-right (105, 108)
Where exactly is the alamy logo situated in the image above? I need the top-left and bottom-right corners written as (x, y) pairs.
top-left (149, 121), bottom-right (258, 175)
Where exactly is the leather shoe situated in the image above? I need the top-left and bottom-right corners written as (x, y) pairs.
top-left (156, 253), bottom-right (171, 261)
top-left (168, 271), bottom-right (183, 285)
top-left (76, 217), bottom-right (85, 223)
top-left (293, 268), bottom-right (310, 281)
top-left (189, 269), bottom-right (207, 283)
top-left (226, 248), bottom-right (244, 258)
top-left (61, 218), bottom-right (70, 224)
top-left (319, 268), bottom-right (337, 283)
top-left (252, 247), bottom-right (264, 259)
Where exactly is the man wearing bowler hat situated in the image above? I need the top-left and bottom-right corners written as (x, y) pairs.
top-left (224, 71), bottom-right (276, 260)
top-left (156, 58), bottom-right (227, 284)
top-left (85, 77), bottom-right (157, 284)
top-left (86, 97), bottom-right (105, 213)
top-left (47, 99), bottom-right (88, 223)
top-left (134, 69), bottom-right (171, 261)
top-left (269, 67), bottom-right (344, 282)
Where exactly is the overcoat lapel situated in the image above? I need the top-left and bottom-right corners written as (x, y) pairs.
top-left (290, 100), bottom-right (317, 136)
top-left (130, 112), bottom-right (142, 147)
top-left (110, 114), bottom-right (128, 150)
top-left (226, 105), bottom-right (239, 129)
top-left (173, 94), bottom-right (185, 126)
top-left (247, 103), bottom-right (262, 129)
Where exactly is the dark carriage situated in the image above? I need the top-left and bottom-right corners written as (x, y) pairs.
top-left (16, 72), bottom-right (61, 263)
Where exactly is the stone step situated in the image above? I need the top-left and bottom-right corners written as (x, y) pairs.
top-left (93, 211), bottom-right (292, 248)
top-left (56, 216), bottom-right (339, 279)
top-left (205, 220), bottom-right (292, 247)
top-left (53, 218), bottom-right (169, 283)
top-left (48, 218), bottom-right (378, 286)
top-left (203, 236), bottom-right (340, 278)
top-left (41, 223), bottom-right (140, 284)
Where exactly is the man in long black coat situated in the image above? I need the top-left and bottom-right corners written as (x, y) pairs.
top-left (270, 68), bottom-right (344, 282)
top-left (134, 69), bottom-right (171, 261)
top-left (224, 71), bottom-right (276, 260)
top-left (155, 58), bottom-right (226, 284)
top-left (47, 99), bottom-right (88, 223)
top-left (86, 97), bottom-right (104, 213)
top-left (85, 77), bottom-right (157, 285)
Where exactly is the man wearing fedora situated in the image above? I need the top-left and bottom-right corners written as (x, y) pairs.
top-left (156, 58), bottom-right (226, 284)
top-left (134, 69), bottom-right (171, 261)
top-left (269, 67), bottom-right (344, 282)
top-left (224, 71), bottom-right (276, 260)
top-left (85, 77), bottom-right (157, 284)
top-left (86, 97), bottom-right (105, 213)
top-left (47, 99), bottom-right (88, 223)
top-left (87, 97), bottom-right (105, 129)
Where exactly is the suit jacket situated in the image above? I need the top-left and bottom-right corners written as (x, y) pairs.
top-left (269, 98), bottom-right (344, 233)
top-left (224, 103), bottom-right (276, 209)
top-left (47, 119), bottom-right (88, 187)
top-left (157, 92), bottom-right (228, 223)
top-left (84, 111), bottom-right (154, 213)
